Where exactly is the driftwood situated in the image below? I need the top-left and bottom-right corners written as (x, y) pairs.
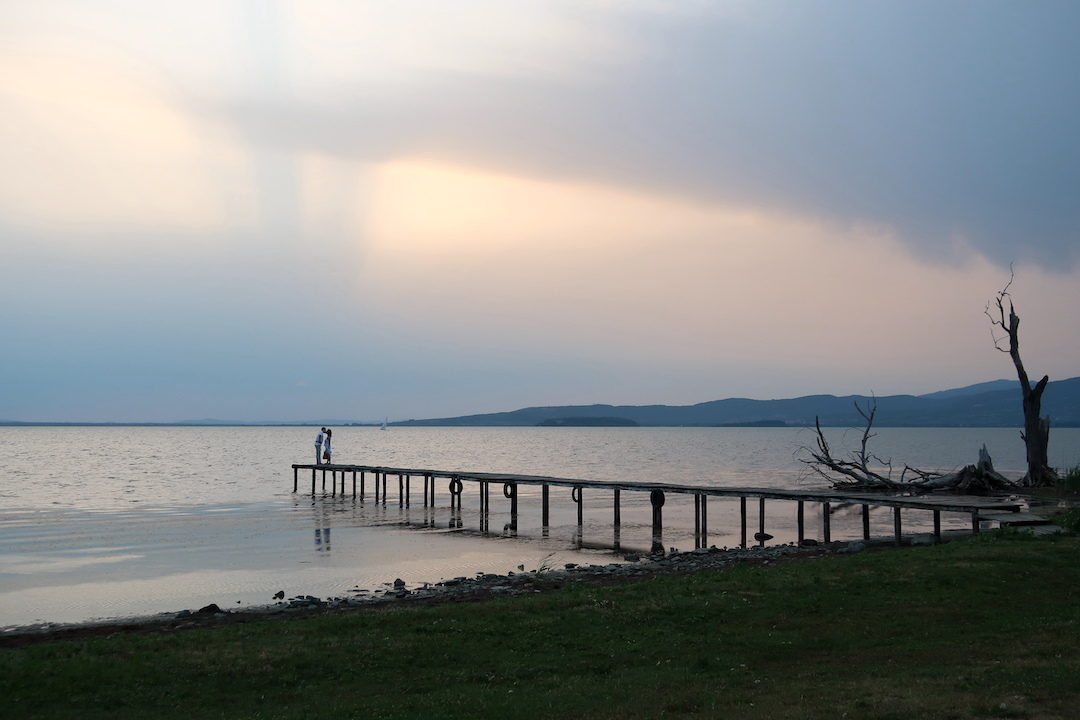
top-left (903, 446), bottom-right (1015, 493)
top-left (801, 400), bottom-right (1017, 493)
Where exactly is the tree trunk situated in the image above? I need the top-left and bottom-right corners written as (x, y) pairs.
top-left (1000, 294), bottom-right (1057, 487)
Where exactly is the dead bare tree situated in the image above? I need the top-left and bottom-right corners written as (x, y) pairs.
top-left (801, 398), bottom-right (1016, 493)
top-left (986, 271), bottom-right (1059, 487)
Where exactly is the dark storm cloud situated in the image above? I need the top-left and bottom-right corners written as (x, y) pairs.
top-left (219, 0), bottom-right (1080, 268)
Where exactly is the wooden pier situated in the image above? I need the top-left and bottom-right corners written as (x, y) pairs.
top-left (292, 463), bottom-right (1024, 549)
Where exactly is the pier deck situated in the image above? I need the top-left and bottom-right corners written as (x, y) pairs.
top-left (292, 463), bottom-right (1024, 549)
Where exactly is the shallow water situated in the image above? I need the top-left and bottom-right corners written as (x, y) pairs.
top-left (1, 426), bottom-right (1077, 628)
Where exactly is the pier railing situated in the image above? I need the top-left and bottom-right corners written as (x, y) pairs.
top-left (292, 463), bottom-right (1023, 549)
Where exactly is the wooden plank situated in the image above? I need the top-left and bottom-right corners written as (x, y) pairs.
top-left (977, 512), bottom-right (1051, 526)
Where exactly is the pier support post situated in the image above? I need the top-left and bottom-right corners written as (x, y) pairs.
top-left (572, 486), bottom-right (584, 527)
top-left (311, 468), bottom-right (316, 494)
top-left (758, 497), bottom-right (766, 546)
top-left (971, 509), bottom-right (980, 534)
top-left (823, 502), bottom-right (831, 544)
top-left (933, 510), bottom-right (941, 542)
top-left (650, 489), bottom-right (664, 534)
top-left (701, 494), bottom-right (707, 543)
top-left (694, 494), bottom-right (701, 541)
top-left (614, 488), bottom-right (621, 527)
top-left (542, 484), bottom-right (550, 527)
top-left (448, 477), bottom-right (464, 529)
top-left (352, 470), bottom-right (357, 498)
top-left (504, 483), bottom-right (518, 532)
top-left (863, 505), bottom-right (871, 541)
top-left (894, 507), bottom-right (902, 546)
top-left (693, 494), bottom-right (709, 549)
top-left (293, 467), bottom-right (298, 493)
top-left (322, 469), bottom-right (326, 493)
top-left (360, 471), bottom-right (366, 500)
top-left (650, 489), bottom-right (665, 554)
top-left (797, 501), bottom-right (805, 544)
top-left (740, 497), bottom-right (747, 549)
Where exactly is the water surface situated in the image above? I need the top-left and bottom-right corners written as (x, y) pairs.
top-left (1, 426), bottom-right (1075, 628)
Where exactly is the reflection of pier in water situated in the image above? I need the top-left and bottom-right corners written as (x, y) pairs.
top-left (292, 463), bottom-right (1024, 552)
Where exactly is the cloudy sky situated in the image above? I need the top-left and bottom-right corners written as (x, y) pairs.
top-left (2, 0), bottom-right (1079, 422)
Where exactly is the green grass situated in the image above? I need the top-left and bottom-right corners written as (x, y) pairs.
top-left (1057, 464), bottom-right (1080, 492)
top-left (1051, 509), bottom-right (1080, 533)
top-left (3, 532), bottom-right (1079, 719)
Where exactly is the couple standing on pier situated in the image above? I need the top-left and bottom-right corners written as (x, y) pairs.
top-left (315, 427), bottom-right (333, 464)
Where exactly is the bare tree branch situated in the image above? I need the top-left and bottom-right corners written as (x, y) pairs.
top-left (800, 399), bottom-right (1016, 493)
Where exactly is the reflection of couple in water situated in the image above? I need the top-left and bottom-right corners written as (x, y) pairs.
top-left (314, 427), bottom-right (332, 464)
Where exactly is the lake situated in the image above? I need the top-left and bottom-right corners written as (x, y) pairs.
top-left (1, 425), bottom-right (1077, 629)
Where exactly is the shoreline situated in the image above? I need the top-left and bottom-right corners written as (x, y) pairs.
top-left (0, 533), bottom-right (960, 647)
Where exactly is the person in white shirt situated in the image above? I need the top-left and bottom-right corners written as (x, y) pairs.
top-left (315, 428), bottom-right (326, 464)
top-left (323, 428), bottom-right (333, 464)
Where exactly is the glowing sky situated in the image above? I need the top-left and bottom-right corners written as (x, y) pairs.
top-left (2, 1), bottom-right (1079, 422)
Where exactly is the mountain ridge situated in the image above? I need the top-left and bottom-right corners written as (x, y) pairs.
top-left (393, 377), bottom-right (1080, 428)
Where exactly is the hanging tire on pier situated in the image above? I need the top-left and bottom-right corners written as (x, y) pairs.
top-left (572, 486), bottom-right (584, 526)
top-left (650, 489), bottom-right (665, 534)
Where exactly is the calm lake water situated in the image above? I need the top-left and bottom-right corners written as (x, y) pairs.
top-left (1, 426), bottom-right (1077, 629)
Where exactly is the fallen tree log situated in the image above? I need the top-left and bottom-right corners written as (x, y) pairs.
top-left (905, 446), bottom-right (1016, 492)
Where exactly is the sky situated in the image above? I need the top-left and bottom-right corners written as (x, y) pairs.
top-left (1, 0), bottom-right (1079, 423)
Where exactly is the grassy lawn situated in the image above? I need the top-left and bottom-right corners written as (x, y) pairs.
top-left (2, 529), bottom-right (1078, 719)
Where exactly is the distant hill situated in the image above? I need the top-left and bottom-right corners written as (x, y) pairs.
top-left (916, 379), bottom-right (1017, 400)
top-left (393, 377), bottom-right (1080, 428)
